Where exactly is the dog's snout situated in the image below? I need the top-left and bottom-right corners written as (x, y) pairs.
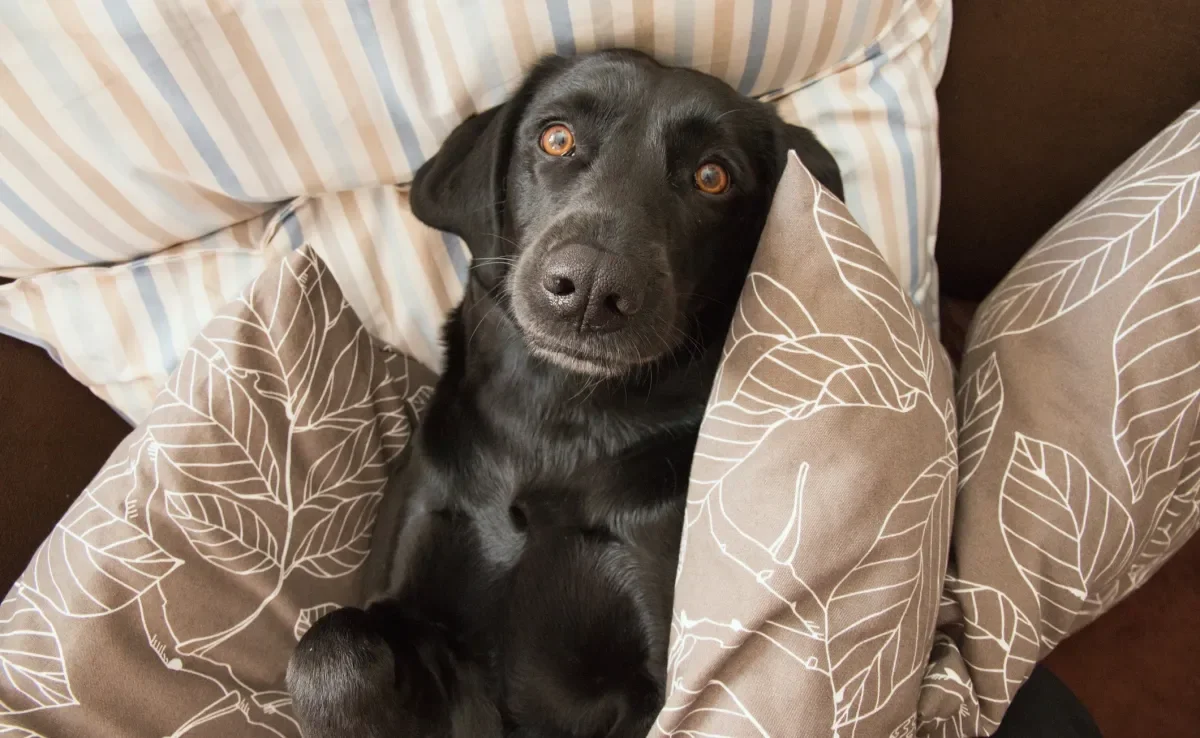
top-left (540, 245), bottom-right (646, 333)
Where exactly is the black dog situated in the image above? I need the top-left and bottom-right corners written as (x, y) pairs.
top-left (287, 49), bottom-right (842, 738)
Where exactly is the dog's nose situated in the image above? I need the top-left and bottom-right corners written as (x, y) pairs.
top-left (540, 245), bottom-right (645, 332)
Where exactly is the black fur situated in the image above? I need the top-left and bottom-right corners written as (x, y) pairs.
top-left (287, 49), bottom-right (842, 738)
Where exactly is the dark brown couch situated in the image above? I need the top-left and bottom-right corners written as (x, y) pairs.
top-left (2, 2), bottom-right (1198, 735)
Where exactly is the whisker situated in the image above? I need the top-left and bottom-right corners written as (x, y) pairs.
top-left (469, 255), bottom-right (519, 272)
top-left (677, 291), bottom-right (730, 307)
top-left (456, 198), bottom-right (508, 217)
top-left (583, 375), bottom-right (605, 403)
top-left (482, 232), bottom-right (523, 250)
top-left (568, 372), bottom-right (602, 404)
top-left (714, 107), bottom-right (755, 124)
top-left (466, 280), bottom-right (510, 349)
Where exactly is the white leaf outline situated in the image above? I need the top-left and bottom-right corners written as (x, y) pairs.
top-left (299, 421), bottom-right (389, 508)
top-left (165, 491), bottom-right (281, 576)
top-left (943, 575), bottom-right (1038, 729)
top-left (0, 248), bottom-right (431, 738)
top-left (825, 448), bottom-right (956, 733)
top-left (669, 463), bottom-right (828, 693)
top-left (25, 495), bottom-right (183, 618)
top-left (407, 384), bottom-right (435, 422)
top-left (293, 603), bottom-right (341, 642)
top-left (692, 271), bottom-right (923, 491)
top-left (971, 109), bottom-right (1200, 345)
top-left (998, 434), bottom-right (1136, 649)
top-left (288, 493), bottom-right (380, 578)
top-left (722, 333), bottom-right (921, 420)
top-left (0, 588), bottom-right (76, 716)
top-left (0, 724), bottom-right (48, 738)
top-left (1122, 450), bottom-right (1200, 595)
top-left (766, 462), bottom-right (807, 566)
top-left (653, 678), bottom-right (771, 737)
top-left (808, 161), bottom-right (939, 395)
top-left (1111, 244), bottom-right (1200, 503)
top-left (956, 353), bottom-right (1004, 489)
top-left (156, 248), bottom-right (416, 665)
top-left (216, 254), bottom-right (386, 437)
top-left (671, 447), bottom-right (956, 737)
top-left (888, 714), bottom-right (917, 738)
top-left (154, 347), bottom-right (285, 506)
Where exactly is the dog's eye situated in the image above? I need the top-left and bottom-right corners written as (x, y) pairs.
top-left (694, 163), bottom-right (730, 194)
top-left (539, 124), bottom-right (575, 157)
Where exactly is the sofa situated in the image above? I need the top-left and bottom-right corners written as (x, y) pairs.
top-left (2, 1), bottom-right (1198, 735)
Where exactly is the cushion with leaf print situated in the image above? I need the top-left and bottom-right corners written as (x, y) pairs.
top-left (655, 152), bottom-right (957, 737)
top-left (918, 102), bottom-right (1200, 737)
top-left (0, 247), bottom-right (434, 737)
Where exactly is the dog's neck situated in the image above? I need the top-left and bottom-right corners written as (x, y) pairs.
top-left (437, 277), bottom-right (719, 443)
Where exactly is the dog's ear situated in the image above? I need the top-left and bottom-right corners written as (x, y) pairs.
top-left (411, 56), bottom-right (568, 275)
top-left (411, 104), bottom-right (509, 247)
top-left (775, 122), bottom-right (844, 201)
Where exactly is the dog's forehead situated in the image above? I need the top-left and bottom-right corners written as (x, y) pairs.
top-left (530, 54), bottom-right (746, 123)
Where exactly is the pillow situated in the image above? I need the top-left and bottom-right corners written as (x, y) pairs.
top-left (0, 0), bottom-right (950, 423)
top-left (0, 189), bottom-right (466, 420)
top-left (656, 153), bottom-right (956, 736)
top-left (918, 102), bottom-right (1200, 737)
top-left (0, 247), bottom-right (434, 737)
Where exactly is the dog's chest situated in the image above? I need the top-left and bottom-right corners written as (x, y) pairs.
top-left (452, 408), bottom-right (694, 537)
top-left (423, 365), bottom-right (703, 568)
top-left (463, 390), bottom-right (657, 486)
top-left (459, 419), bottom-right (627, 509)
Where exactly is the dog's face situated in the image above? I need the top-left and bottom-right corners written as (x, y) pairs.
top-left (413, 50), bottom-right (842, 376)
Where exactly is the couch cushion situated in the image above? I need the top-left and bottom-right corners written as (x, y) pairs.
top-left (936, 0), bottom-right (1200, 300)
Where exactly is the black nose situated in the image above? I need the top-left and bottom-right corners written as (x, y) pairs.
top-left (539, 244), bottom-right (646, 332)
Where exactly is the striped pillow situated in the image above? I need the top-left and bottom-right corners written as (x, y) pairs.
top-left (0, 0), bottom-right (950, 421)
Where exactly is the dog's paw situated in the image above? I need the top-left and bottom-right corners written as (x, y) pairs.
top-left (287, 607), bottom-right (400, 737)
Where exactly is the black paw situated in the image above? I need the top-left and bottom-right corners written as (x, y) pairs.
top-left (287, 607), bottom-right (399, 738)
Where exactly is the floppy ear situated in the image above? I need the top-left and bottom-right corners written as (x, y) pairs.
top-left (411, 56), bottom-right (568, 280)
top-left (410, 104), bottom-right (509, 248)
top-left (775, 122), bottom-right (844, 201)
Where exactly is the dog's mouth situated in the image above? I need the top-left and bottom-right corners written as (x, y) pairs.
top-left (522, 333), bottom-right (652, 377)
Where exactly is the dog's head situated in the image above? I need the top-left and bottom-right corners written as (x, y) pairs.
top-left (412, 50), bottom-right (842, 376)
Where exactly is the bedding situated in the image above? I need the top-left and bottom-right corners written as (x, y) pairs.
top-left (917, 102), bottom-right (1200, 737)
top-left (0, 0), bottom-right (950, 423)
top-left (2, 102), bottom-right (1198, 735)
top-left (655, 153), bottom-right (957, 735)
top-left (0, 247), bottom-right (434, 737)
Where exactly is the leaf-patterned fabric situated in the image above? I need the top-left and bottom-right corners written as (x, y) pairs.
top-left (0, 247), bottom-right (435, 737)
top-left (918, 103), bottom-right (1200, 737)
top-left (655, 153), bottom-right (958, 736)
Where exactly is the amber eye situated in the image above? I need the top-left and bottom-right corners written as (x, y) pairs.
top-left (694, 162), bottom-right (730, 194)
top-left (539, 124), bottom-right (575, 156)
